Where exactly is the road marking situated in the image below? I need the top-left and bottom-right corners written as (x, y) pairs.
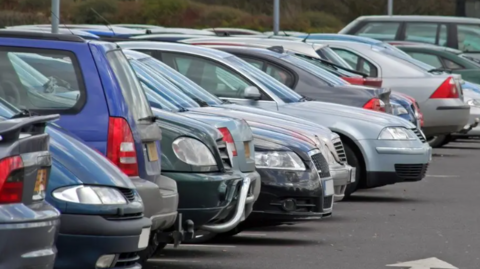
top-left (148, 258), bottom-right (199, 263)
top-left (426, 175), bottom-right (459, 178)
top-left (237, 233), bottom-right (267, 237)
top-left (176, 244), bottom-right (236, 248)
top-left (387, 257), bottom-right (458, 269)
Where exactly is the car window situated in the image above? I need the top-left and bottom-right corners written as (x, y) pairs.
top-left (439, 24), bottom-right (448, 46)
top-left (161, 52), bottom-right (255, 99)
top-left (316, 47), bottom-right (352, 69)
top-left (404, 23), bottom-right (440, 44)
top-left (356, 22), bottom-right (400, 40)
top-left (241, 57), bottom-right (264, 69)
top-left (106, 49), bottom-right (153, 121)
top-left (332, 48), bottom-right (378, 77)
top-left (443, 58), bottom-right (463, 70)
top-left (408, 52), bottom-right (442, 68)
top-left (0, 49), bottom-right (85, 114)
top-left (457, 24), bottom-right (480, 52)
top-left (265, 64), bottom-right (293, 86)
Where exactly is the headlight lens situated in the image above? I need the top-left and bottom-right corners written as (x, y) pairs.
top-left (378, 127), bottom-right (416, 140)
top-left (53, 186), bottom-right (127, 205)
top-left (172, 137), bottom-right (216, 166)
top-left (391, 104), bottom-right (409, 116)
top-left (255, 151), bottom-right (306, 171)
top-left (466, 99), bottom-right (480, 107)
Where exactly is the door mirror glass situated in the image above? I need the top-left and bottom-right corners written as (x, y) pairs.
top-left (243, 86), bottom-right (261, 100)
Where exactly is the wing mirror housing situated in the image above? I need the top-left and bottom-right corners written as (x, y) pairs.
top-left (243, 86), bottom-right (261, 100)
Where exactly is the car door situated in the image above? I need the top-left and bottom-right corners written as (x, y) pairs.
top-left (158, 51), bottom-right (279, 110)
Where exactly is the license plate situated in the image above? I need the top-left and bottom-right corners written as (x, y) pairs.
top-left (323, 179), bottom-right (334, 197)
top-left (350, 167), bottom-right (356, 183)
top-left (244, 142), bottom-right (251, 159)
top-left (33, 168), bottom-right (47, 200)
top-left (146, 142), bottom-right (159, 162)
top-left (138, 228), bottom-right (151, 249)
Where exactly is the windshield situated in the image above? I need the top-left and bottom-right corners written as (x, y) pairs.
top-left (226, 56), bottom-right (303, 103)
top-left (140, 81), bottom-right (178, 111)
top-left (140, 57), bottom-right (223, 106)
top-left (318, 47), bottom-right (352, 68)
top-left (106, 50), bottom-right (153, 120)
top-left (281, 53), bottom-right (350, 86)
top-left (129, 59), bottom-right (200, 110)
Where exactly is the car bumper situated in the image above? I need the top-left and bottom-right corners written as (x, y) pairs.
top-left (330, 162), bottom-right (355, 201)
top-left (421, 99), bottom-right (470, 137)
top-left (130, 176), bottom-right (178, 232)
top-left (453, 106), bottom-right (480, 136)
top-left (55, 214), bottom-right (152, 269)
top-left (0, 217), bottom-right (59, 269)
top-left (359, 140), bottom-right (432, 189)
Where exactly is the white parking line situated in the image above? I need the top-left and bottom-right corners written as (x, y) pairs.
top-left (148, 258), bottom-right (199, 263)
top-left (427, 175), bottom-right (459, 178)
top-left (237, 233), bottom-right (267, 237)
top-left (173, 244), bottom-right (236, 248)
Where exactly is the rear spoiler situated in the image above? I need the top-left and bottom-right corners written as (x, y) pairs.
top-left (0, 114), bottom-right (60, 143)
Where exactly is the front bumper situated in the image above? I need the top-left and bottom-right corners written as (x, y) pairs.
top-left (330, 162), bottom-right (355, 201)
top-left (55, 214), bottom-right (152, 269)
top-left (359, 139), bottom-right (432, 189)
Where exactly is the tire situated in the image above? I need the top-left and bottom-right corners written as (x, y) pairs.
top-left (427, 135), bottom-right (448, 148)
top-left (342, 143), bottom-right (361, 200)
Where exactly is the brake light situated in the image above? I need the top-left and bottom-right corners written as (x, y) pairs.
top-left (342, 77), bottom-right (365, 86)
top-left (430, 77), bottom-right (459, 99)
top-left (218, 127), bottom-right (237, 156)
top-left (0, 156), bottom-right (24, 204)
top-left (363, 98), bottom-right (386, 112)
top-left (363, 78), bottom-right (383, 87)
top-left (107, 117), bottom-right (139, 176)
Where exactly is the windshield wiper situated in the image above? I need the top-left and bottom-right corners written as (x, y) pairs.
top-left (298, 95), bottom-right (313, 102)
top-left (428, 68), bottom-right (452, 74)
top-left (177, 107), bottom-right (189, 112)
top-left (192, 97), bottom-right (210, 107)
top-left (222, 99), bottom-right (234, 104)
top-left (11, 108), bottom-right (36, 119)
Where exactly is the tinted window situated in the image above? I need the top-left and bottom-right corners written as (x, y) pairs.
top-left (241, 57), bottom-right (264, 69)
top-left (457, 24), bottom-right (480, 52)
top-left (332, 48), bottom-right (378, 77)
top-left (106, 50), bottom-right (152, 120)
top-left (408, 52), bottom-right (442, 68)
top-left (439, 24), bottom-right (448, 46)
top-left (404, 23), bottom-right (439, 44)
top-left (356, 22), bottom-right (400, 40)
top-left (0, 49), bottom-right (85, 114)
top-left (443, 58), bottom-right (462, 70)
top-left (161, 52), bottom-right (255, 99)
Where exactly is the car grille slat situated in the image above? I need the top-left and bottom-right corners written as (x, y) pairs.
top-left (411, 128), bottom-right (426, 143)
top-left (119, 188), bottom-right (135, 202)
top-left (332, 138), bottom-right (347, 163)
top-left (216, 139), bottom-right (232, 171)
top-left (395, 164), bottom-right (429, 180)
top-left (311, 153), bottom-right (331, 178)
top-left (114, 252), bottom-right (140, 268)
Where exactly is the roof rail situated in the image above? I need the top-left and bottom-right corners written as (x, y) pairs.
top-left (0, 30), bottom-right (85, 42)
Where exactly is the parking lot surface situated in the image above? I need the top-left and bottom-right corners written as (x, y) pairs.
top-left (146, 139), bottom-right (480, 269)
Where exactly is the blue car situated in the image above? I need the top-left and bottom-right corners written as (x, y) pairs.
top-left (0, 31), bottom-right (177, 265)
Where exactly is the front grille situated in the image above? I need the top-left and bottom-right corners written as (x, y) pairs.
top-left (270, 197), bottom-right (320, 213)
top-left (311, 153), bottom-right (330, 178)
top-left (395, 164), bottom-right (429, 181)
top-left (114, 252), bottom-right (139, 268)
top-left (323, 196), bottom-right (333, 210)
top-left (119, 188), bottom-right (135, 202)
top-left (332, 138), bottom-right (347, 163)
top-left (104, 212), bottom-right (143, 220)
top-left (411, 128), bottom-right (426, 143)
top-left (216, 139), bottom-right (232, 170)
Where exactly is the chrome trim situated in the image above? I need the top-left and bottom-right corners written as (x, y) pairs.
top-left (375, 147), bottom-right (429, 155)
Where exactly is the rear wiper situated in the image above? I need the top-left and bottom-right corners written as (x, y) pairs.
top-left (138, 115), bottom-right (162, 122)
top-left (11, 109), bottom-right (35, 119)
top-left (428, 68), bottom-right (452, 74)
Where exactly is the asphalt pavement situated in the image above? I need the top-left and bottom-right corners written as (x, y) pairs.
top-left (146, 139), bottom-right (480, 269)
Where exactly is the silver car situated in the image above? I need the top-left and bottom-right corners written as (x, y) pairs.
top-left (117, 41), bottom-right (432, 197)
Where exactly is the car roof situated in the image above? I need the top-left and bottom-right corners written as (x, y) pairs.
top-left (353, 15), bottom-right (480, 23)
top-left (396, 44), bottom-right (462, 54)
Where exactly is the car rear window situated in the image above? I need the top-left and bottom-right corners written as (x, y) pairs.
top-left (0, 48), bottom-right (85, 114)
top-left (106, 49), bottom-right (153, 121)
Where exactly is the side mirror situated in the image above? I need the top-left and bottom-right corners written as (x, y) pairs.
top-left (243, 86), bottom-right (261, 100)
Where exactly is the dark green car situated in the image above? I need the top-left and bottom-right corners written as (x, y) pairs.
top-left (396, 44), bottom-right (480, 84)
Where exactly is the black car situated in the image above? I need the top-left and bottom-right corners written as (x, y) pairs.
top-left (212, 46), bottom-right (392, 112)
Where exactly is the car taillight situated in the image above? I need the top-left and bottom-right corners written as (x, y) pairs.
top-left (218, 127), bottom-right (237, 156)
top-left (0, 156), bottom-right (24, 204)
top-left (363, 98), bottom-right (386, 112)
top-left (430, 77), bottom-right (459, 99)
top-left (363, 78), bottom-right (383, 87)
top-left (107, 117), bottom-right (139, 176)
top-left (342, 77), bottom-right (365, 86)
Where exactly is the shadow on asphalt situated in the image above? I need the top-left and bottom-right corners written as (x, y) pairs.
top-left (345, 195), bottom-right (423, 203)
top-left (154, 248), bottom-right (237, 259)
top-left (146, 261), bottom-right (226, 269)
top-left (209, 235), bottom-right (321, 246)
top-left (443, 146), bottom-right (480, 150)
top-left (248, 224), bottom-right (319, 233)
top-left (432, 153), bottom-right (461, 157)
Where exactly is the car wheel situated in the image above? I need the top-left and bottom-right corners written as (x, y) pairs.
top-left (427, 135), bottom-right (448, 148)
top-left (342, 144), bottom-right (361, 200)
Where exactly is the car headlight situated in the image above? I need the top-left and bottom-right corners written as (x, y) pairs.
top-left (255, 151), bottom-right (306, 171)
top-left (466, 99), bottom-right (480, 107)
top-left (378, 127), bottom-right (416, 140)
top-left (53, 185), bottom-right (127, 205)
top-left (172, 137), bottom-right (216, 166)
top-left (391, 103), bottom-right (409, 116)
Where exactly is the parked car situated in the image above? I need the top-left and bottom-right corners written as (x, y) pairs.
top-left (395, 44), bottom-right (480, 84)
top-left (0, 30), bottom-right (177, 262)
top-left (204, 28), bottom-right (264, 36)
top-left (0, 104), bottom-right (60, 269)
top-left (120, 47), bottom-right (353, 201)
top-left (131, 34), bottom-right (214, 43)
top-left (125, 55), bottom-right (337, 232)
top-left (8, 24), bottom-right (147, 39)
top-left (1, 27), bottom-right (100, 40)
top-left (339, 15), bottom-right (480, 59)
top-left (117, 42), bottom-right (432, 198)
top-left (113, 23), bottom-right (165, 32)
top-left (309, 40), bottom-right (470, 147)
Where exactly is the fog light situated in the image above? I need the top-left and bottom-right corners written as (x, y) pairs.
top-left (281, 199), bottom-right (297, 212)
top-left (96, 254), bottom-right (116, 268)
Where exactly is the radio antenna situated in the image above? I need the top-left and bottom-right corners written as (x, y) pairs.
top-left (91, 8), bottom-right (117, 37)
top-left (50, 9), bottom-right (74, 35)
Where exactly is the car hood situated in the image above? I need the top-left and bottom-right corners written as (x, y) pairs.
top-left (47, 124), bottom-right (134, 189)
